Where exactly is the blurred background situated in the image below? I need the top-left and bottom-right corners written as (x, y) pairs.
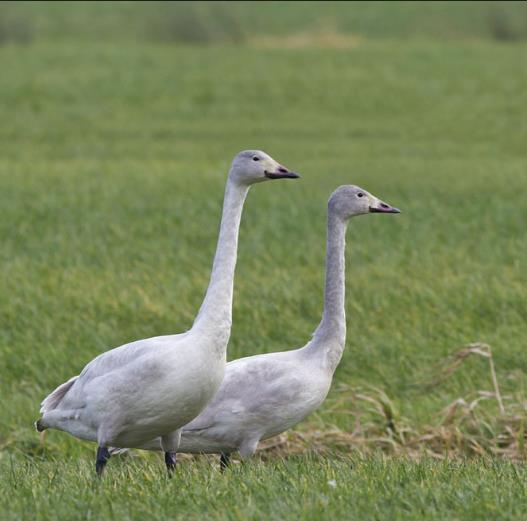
top-left (1, 1), bottom-right (527, 462)
top-left (2, 1), bottom-right (527, 44)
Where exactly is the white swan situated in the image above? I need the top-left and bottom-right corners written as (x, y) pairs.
top-left (119, 185), bottom-right (400, 468)
top-left (36, 150), bottom-right (300, 475)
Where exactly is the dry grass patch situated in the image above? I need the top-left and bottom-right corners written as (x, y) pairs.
top-left (251, 26), bottom-right (362, 50)
top-left (257, 344), bottom-right (527, 461)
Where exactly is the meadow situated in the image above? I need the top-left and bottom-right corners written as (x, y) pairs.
top-left (1, 2), bottom-right (527, 519)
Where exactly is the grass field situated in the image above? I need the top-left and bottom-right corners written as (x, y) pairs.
top-left (3, 456), bottom-right (527, 520)
top-left (1, 2), bottom-right (527, 519)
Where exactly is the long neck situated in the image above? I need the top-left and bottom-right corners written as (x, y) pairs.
top-left (193, 178), bottom-right (249, 335)
top-left (307, 209), bottom-right (347, 369)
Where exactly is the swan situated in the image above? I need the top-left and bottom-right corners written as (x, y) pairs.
top-left (116, 185), bottom-right (400, 468)
top-left (35, 150), bottom-right (300, 475)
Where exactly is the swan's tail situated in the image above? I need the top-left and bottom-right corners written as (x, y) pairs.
top-left (35, 418), bottom-right (46, 432)
top-left (39, 375), bottom-right (78, 414)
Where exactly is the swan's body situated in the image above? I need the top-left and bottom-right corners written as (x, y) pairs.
top-left (173, 349), bottom-right (330, 457)
top-left (39, 332), bottom-right (222, 448)
top-left (121, 185), bottom-right (400, 464)
top-left (36, 150), bottom-right (299, 474)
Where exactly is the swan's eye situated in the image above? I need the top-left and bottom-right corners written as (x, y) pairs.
top-left (252, 156), bottom-right (260, 162)
top-left (357, 192), bottom-right (364, 198)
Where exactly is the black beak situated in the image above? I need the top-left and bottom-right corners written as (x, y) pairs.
top-left (369, 203), bottom-right (401, 214)
top-left (264, 165), bottom-right (301, 179)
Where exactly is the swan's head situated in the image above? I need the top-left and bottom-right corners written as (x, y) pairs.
top-left (229, 150), bottom-right (300, 185)
top-left (329, 185), bottom-right (400, 219)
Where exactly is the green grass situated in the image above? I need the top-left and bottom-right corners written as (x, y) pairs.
top-left (1, 2), bottom-right (527, 519)
top-left (2, 454), bottom-right (527, 520)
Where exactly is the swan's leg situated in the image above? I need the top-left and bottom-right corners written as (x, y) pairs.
top-left (239, 438), bottom-right (259, 461)
top-left (219, 452), bottom-right (231, 472)
top-left (164, 452), bottom-right (177, 475)
top-left (161, 430), bottom-right (181, 477)
top-left (95, 446), bottom-right (111, 476)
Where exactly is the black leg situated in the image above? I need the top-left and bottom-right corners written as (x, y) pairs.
top-left (96, 446), bottom-right (111, 476)
top-left (165, 451), bottom-right (177, 476)
top-left (220, 452), bottom-right (231, 472)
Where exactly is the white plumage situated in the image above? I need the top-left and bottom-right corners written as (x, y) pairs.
top-left (119, 185), bottom-right (400, 466)
top-left (36, 150), bottom-right (299, 474)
